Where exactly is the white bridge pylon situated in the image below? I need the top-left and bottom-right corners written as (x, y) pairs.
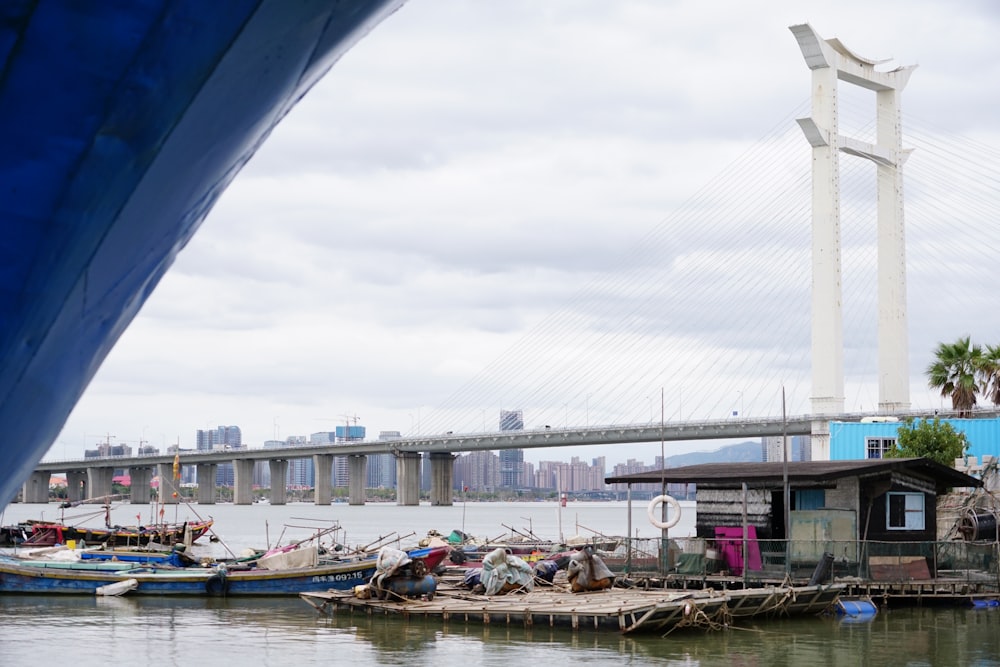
top-left (790, 24), bottom-right (915, 461)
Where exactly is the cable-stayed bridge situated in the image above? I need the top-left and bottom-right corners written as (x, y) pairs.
top-left (403, 27), bottom-right (1000, 454)
top-left (24, 26), bottom-right (1000, 506)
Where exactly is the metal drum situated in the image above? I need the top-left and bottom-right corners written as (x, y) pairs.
top-left (383, 574), bottom-right (438, 600)
top-left (958, 511), bottom-right (998, 542)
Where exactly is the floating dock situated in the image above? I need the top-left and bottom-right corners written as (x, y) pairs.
top-left (300, 581), bottom-right (844, 635)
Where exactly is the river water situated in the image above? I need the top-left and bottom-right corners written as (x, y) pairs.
top-left (2, 501), bottom-right (999, 666)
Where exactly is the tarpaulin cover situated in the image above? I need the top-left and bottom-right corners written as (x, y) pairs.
top-left (481, 547), bottom-right (534, 595)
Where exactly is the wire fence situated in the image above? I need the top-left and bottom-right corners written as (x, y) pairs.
top-left (603, 536), bottom-right (1000, 586)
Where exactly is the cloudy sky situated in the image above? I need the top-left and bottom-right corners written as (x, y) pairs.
top-left (50, 1), bottom-right (1000, 467)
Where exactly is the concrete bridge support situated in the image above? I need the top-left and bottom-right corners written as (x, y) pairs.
top-left (791, 24), bottom-right (915, 459)
top-left (129, 467), bottom-right (153, 504)
top-left (429, 452), bottom-right (455, 506)
top-left (157, 463), bottom-right (179, 504)
top-left (87, 467), bottom-right (114, 502)
top-left (196, 464), bottom-right (217, 504)
top-left (66, 470), bottom-right (87, 502)
top-left (21, 471), bottom-right (50, 503)
top-left (348, 455), bottom-right (367, 506)
top-left (233, 459), bottom-right (254, 505)
top-left (268, 460), bottom-right (288, 505)
top-left (396, 452), bottom-right (421, 506)
top-left (314, 454), bottom-right (333, 505)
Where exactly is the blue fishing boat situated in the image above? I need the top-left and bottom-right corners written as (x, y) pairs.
top-left (0, 0), bottom-right (405, 508)
top-left (0, 545), bottom-right (448, 596)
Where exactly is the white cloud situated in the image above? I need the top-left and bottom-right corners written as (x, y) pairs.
top-left (52, 0), bottom-right (1000, 467)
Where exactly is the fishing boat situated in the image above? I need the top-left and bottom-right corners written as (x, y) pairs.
top-left (0, 544), bottom-right (449, 596)
top-left (0, 517), bottom-right (214, 548)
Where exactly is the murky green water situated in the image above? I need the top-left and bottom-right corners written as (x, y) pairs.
top-left (2, 502), bottom-right (999, 665)
top-left (1, 595), bottom-right (998, 666)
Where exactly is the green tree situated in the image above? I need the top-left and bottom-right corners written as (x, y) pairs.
top-left (926, 336), bottom-right (982, 417)
top-left (887, 417), bottom-right (967, 466)
top-left (979, 343), bottom-right (1000, 406)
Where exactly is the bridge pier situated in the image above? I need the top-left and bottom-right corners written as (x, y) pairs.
top-left (269, 460), bottom-right (288, 505)
top-left (396, 452), bottom-right (421, 506)
top-left (348, 455), bottom-right (366, 505)
top-left (22, 471), bottom-right (50, 503)
top-left (233, 459), bottom-right (254, 505)
top-left (196, 464), bottom-right (217, 504)
top-left (86, 467), bottom-right (114, 502)
top-left (129, 467), bottom-right (153, 504)
top-left (792, 24), bottom-right (915, 459)
top-left (314, 454), bottom-right (333, 505)
top-left (66, 470), bottom-right (87, 502)
top-left (157, 463), bottom-right (179, 504)
top-left (429, 452), bottom-right (455, 506)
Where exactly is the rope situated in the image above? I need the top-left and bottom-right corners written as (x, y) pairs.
top-left (662, 601), bottom-right (732, 636)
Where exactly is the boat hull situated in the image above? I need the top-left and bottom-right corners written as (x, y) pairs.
top-left (0, 546), bottom-right (447, 596)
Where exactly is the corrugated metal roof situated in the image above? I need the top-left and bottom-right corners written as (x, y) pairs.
top-left (605, 457), bottom-right (981, 490)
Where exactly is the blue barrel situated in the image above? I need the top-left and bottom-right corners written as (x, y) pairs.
top-left (383, 574), bottom-right (438, 600)
top-left (837, 599), bottom-right (878, 617)
top-left (971, 599), bottom-right (1000, 609)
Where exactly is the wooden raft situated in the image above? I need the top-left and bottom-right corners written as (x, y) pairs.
top-left (300, 583), bottom-right (843, 635)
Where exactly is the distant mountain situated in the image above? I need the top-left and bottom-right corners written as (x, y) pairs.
top-left (665, 441), bottom-right (763, 467)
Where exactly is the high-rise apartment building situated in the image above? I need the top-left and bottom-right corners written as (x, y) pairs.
top-left (453, 450), bottom-right (500, 492)
top-left (283, 436), bottom-right (312, 488)
top-left (196, 425), bottom-right (242, 451)
top-left (499, 409), bottom-right (524, 431)
top-left (499, 409), bottom-right (525, 488)
top-left (194, 425), bottom-right (243, 486)
top-left (369, 431), bottom-right (400, 489)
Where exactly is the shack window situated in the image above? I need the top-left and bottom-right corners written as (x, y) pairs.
top-left (795, 489), bottom-right (825, 510)
top-left (886, 492), bottom-right (925, 530)
top-left (866, 437), bottom-right (896, 459)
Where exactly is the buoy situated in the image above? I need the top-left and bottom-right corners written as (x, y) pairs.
top-left (647, 495), bottom-right (681, 530)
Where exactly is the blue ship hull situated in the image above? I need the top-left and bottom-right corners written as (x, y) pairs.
top-left (0, 0), bottom-right (404, 507)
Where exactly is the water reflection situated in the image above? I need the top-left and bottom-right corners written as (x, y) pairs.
top-left (2, 595), bottom-right (1000, 666)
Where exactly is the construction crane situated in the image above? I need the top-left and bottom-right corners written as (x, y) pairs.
top-left (339, 414), bottom-right (360, 442)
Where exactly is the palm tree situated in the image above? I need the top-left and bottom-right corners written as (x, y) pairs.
top-left (926, 336), bottom-right (982, 417)
top-left (980, 344), bottom-right (1000, 406)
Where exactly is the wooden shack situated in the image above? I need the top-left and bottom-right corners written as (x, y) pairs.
top-left (606, 458), bottom-right (981, 577)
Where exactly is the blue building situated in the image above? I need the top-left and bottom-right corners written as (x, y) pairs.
top-left (830, 416), bottom-right (1000, 462)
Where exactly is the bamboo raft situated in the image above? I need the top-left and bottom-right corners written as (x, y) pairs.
top-left (300, 581), bottom-right (844, 635)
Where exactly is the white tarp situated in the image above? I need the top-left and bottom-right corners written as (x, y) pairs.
top-left (257, 543), bottom-right (319, 570)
